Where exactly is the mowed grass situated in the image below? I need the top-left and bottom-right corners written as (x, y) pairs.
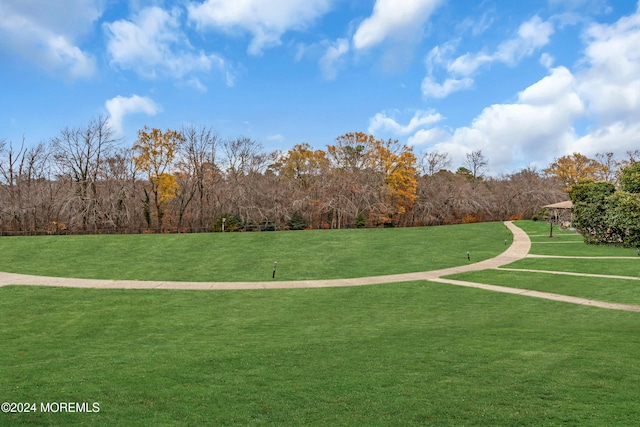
top-left (446, 269), bottom-right (640, 305)
top-left (0, 222), bottom-right (511, 281)
top-left (2, 284), bottom-right (640, 426)
top-left (445, 220), bottom-right (640, 304)
top-left (503, 258), bottom-right (640, 278)
top-left (507, 220), bottom-right (640, 277)
top-left (515, 220), bottom-right (640, 257)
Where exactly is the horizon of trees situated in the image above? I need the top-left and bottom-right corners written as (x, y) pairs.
top-left (3, 117), bottom-right (631, 235)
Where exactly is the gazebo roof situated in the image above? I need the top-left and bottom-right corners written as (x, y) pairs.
top-left (543, 200), bottom-right (573, 209)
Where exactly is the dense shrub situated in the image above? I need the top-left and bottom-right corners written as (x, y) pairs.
top-left (287, 211), bottom-right (309, 230)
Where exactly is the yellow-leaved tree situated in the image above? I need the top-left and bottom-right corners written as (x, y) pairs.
top-left (544, 153), bottom-right (601, 189)
top-left (133, 127), bottom-right (185, 230)
top-left (327, 132), bottom-right (417, 227)
top-left (371, 138), bottom-right (418, 225)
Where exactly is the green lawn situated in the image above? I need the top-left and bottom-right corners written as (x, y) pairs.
top-left (0, 222), bottom-right (511, 281)
top-left (502, 258), bottom-right (640, 277)
top-left (528, 242), bottom-right (640, 257)
top-left (2, 283), bottom-right (640, 426)
top-left (514, 221), bottom-right (640, 256)
top-left (443, 220), bottom-right (640, 304)
top-left (444, 269), bottom-right (640, 305)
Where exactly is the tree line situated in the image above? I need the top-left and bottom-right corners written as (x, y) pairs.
top-left (0, 117), bottom-right (585, 234)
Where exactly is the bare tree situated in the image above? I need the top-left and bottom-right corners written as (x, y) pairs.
top-left (221, 137), bottom-right (268, 224)
top-left (175, 125), bottom-right (220, 229)
top-left (465, 150), bottom-right (488, 180)
top-left (0, 139), bottom-right (52, 232)
top-left (51, 116), bottom-right (118, 231)
top-left (421, 150), bottom-right (451, 175)
top-left (100, 148), bottom-right (140, 231)
top-left (594, 152), bottom-right (619, 183)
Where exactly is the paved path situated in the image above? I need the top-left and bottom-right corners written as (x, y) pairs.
top-left (1, 221), bottom-right (639, 311)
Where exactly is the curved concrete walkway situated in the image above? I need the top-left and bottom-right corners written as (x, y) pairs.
top-left (0, 222), bottom-right (529, 290)
top-left (0, 221), bottom-right (638, 311)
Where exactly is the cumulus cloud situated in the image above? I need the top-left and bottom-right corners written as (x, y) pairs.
top-left (407, 128), bottom-right (446, 146)
top-left (576, 4), bottom-right (640, 125)
top-left (105, 95), bottom-right (162, 134)
top-left (104, 6), bottom-right (231, 85)
top-left (188, 0), bottom-right (332, 55)
top-left (425, 1), bottom-right (640, 173)
top-left (0, 0), bottom-right (100, 78)
top-left (368, 109), bottom-right (443, 136)
top-left (422, 66), bottom-right (585, 173)
top-left (353, 0), bottom-right (442, 50)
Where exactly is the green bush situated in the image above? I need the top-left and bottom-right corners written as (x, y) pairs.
top-left (260, 219), bottom-right (277, 231)
top-left (214, 214), bottom-right (243, 232)
top-left (619, 161), bottom-right (640, 194)
top-left (287, 211), bottom-right (309, 230)
top-left (568, 180), bottom-right (615, 244)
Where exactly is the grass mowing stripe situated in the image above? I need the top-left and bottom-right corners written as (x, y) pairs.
top-left (503, 258), bottom-right (640, 278)
top-left (0, 222), bottom-right (511, 282)
top-left (514, 220), bottom-right (640, 257)
top-left (444, 269), bottom-right (640, 305)
top-left (2, 284), bottom-right (640, 426)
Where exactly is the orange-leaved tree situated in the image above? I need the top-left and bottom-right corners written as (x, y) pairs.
top-left (544, 152), bottom-right (601, 189)
top-left (371, 138), bottom-right (417, 225)
top-left (133, 127), bottom-right (185, 230)
top-left (326, 132), bottom-right (417, 227)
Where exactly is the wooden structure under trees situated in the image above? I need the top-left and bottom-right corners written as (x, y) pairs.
top-left (543, 201), bottom-right (573, 227)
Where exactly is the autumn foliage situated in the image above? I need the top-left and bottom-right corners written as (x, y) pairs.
top-left (0, 119), bottom-right (572, 234)
top-left (133, 127), bottom-right (185, 229)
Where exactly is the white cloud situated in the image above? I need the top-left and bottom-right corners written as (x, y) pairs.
top-left (368, 109), bottom-right (443, 135)
top-left (353, 0), bottom-right (442, 50)
top-left (577, 4), bottom-right (640, 125)
top-left (105, 95), bottom-right (162, 134)
top-left (496, 16), bottom-right (554, 64)
top-left (446, 52), bottom-right (493, 77)
top-left (570, 121), bottom-right (640, 156)
top-left (186, 77), bottom-right (207, 93)
top-left (104, 6), bottom-right (231, 85)
top-left (0, 0), bottom-right (101, 78)
top-left (407, 128), bottom-right (445, 146)
top-left (448, 16), bottom-right (554, 77)
top-left (540, 53), bottom-right (555, 68)
top-left (425, 3), bottom-right (640, 173)
top-left (421, 76), bottom-right (474, 99)
top-left (423, 66), bottom-right (585, 173)
top-left (422, 15), bottom-right (554, 101)
top-left (188, 0), bottom-right (332, 55)
top-left (320, 38), bottom-right (350, 80)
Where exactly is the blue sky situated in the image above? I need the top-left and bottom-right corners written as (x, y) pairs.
top-left (1, 0), bottom-right (639, 174)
